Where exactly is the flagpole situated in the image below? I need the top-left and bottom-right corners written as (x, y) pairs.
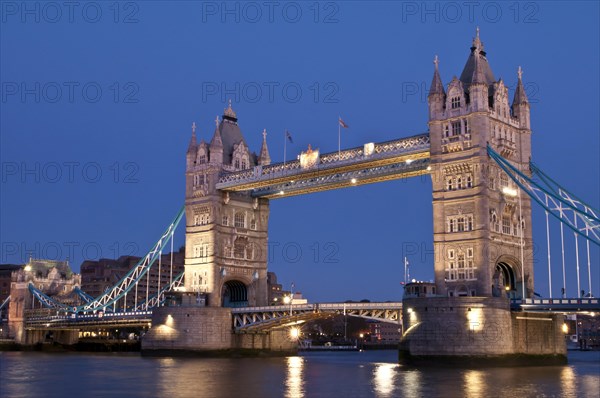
top-left (284, 130), bottom-right (287, 166)
top-left (338, 117), bottom-right (341, 159)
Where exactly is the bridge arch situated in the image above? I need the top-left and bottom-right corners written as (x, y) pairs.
top-left (222, 280), bottom-right (249, 308)
top-left (493, 255), bottom-right (520, 299)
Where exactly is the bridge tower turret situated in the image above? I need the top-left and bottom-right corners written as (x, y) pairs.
top-left (184, 102), bottom-right (269, 307)
top-left (428, 29), bottom-right (534, 299)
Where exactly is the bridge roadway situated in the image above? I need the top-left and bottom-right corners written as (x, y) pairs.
top-left (24, 299), bottom-right (600, 332)
top-left (216, 133), bottom-right (431, 198)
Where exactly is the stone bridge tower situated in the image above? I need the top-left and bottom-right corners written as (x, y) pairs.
top-left (428, 30), bottom-right (534, 299)
top-left (184, 102), bottom-right (270, 307)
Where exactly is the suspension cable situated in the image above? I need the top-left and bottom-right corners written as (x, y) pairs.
top-left (545, 195), bottom-right (552, 298)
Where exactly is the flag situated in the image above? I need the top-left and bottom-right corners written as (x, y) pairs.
top-left (285, 130), bottom-right (293, 143)
top-left (339, 117), bottom-right (349, 129)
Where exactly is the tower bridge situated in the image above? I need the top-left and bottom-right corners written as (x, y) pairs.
top-left (9, 31), bottom-right (599, 362)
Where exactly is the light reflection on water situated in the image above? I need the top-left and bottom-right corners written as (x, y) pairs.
top-left (372, 362), bottom-right (398, 396)
top-left (0, 350), bottom-right (598, 398)
top-left (463, 369), bottom-right (485, 398)
top-left (285, 356), bottom-right (305, 398)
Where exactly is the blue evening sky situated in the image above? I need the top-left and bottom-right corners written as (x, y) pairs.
top-left (1, 1), bottom-right (598, 301)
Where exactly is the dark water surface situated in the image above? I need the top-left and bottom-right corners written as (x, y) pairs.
top-left (1, 350), bottom-right (599, 397)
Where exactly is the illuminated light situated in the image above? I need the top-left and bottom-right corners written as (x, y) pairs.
top-left (45, 323), bottom-right (50, 327)
top-left (359, 333), bottom-right (364, 338)
top-left (405, 159), bottom-right (413, 165)
top-left (283, 296), bottom-right (291, 304)
top-left (505, 286), bottom-right (510, 291)
top-left (407, 308), bottom-right (413, 314)
top-left (289, 327), bottom-right (300, 339)
top-left (24, 265), bottom-right (32, 272)
top-left (426, 166), bottom-right (432, 171)
top-left (351, 178), bottom-right (357, 184)
top-left (290, 180), bottom-right (295, 183)
top-left (467, 308), bottom-right (484, 331)
top-left (363, 142), bottom-right (375, 156)
top-left (279, 190), bottom-right (285, 195)
top-left (166, 314), bottom-right (174, 327)
top-left (502, 186), bottom-right (518, 197)
top-left (562, 323), bottom-right (569, 334)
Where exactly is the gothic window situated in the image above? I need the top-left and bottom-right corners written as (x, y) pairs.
top-left (222, 215), bottom-right (229, 226)
top-left (444, 124), bottom-right (449, 137)
top-left (447, 177), bottom-right (454, 191)
top-left (500, 173), bottom-right (509, 188)
top-left (467, 248), bottom-right (473, 258)
top-left (199, 155), bottom-right (206, 164)
top-left (457, 177), bottom-right (463, 189)
top-left (502, 216), bottom-right (511, 235)
top-left (467, 216), bottom-right (473, 231)
top-left (241, 160), bottom-right (247, 170)
top-left (464, 119), bottom-right (469, 134)
top-left (451, 96), bottom-right (460, 109)
top-left (234, 238), bottom-right (247, 259)
top-left (449, 219), bottom-right (456, 233)
top-left (466, 174), bottom-right (473, 188)
top-left (451, 121), bottom-right (461, 136)
top-left (234, 158), bottom-right (240, 169)
top-left (250, 219), bottom-right (257, 230)
top-left (193, 245), bottom-right (201, 258)
top-left (457, 217), bottom-right (465, 232)
top-left (448, 249), bottom-right (455, 259)
top-left (458, 253), bottom-right (465, 269)
top-left (234, 212), bottom-right (246, 228)
top-left (194, 215), bottom-right (200, 226)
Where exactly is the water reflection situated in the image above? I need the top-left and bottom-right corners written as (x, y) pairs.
top-left (373, 363), bottom-right (400, 397)
top-left (399, 368), bottom-right (422, 398)
top-left (285, 356), bottom-right (305, 398)
top-left (463, 369), bottom-right (485, 398)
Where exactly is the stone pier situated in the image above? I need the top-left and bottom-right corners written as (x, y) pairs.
top-left (399, 297), bottom-right (566, 366)
top-left (141, 306), bottom-right (297, 356)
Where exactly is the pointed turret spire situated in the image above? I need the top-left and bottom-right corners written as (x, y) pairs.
top-left (471, 45), bottom-right (486, 85)
top-left (512, 66), bottom-right (529, 105)
top-left (258, 129), bottom-right (271, 166)
top-left (428, 55), bottom-right (445, 97)
top-left (472, 26), bottom-right (483, 52)
top-left (187, 122), bottom-right (197, 153)
top-left (210, 116), bottom-right (223, 146)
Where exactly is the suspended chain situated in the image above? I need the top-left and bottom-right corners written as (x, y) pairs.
top-left (0, 295), bottom-right (11, 312)
top-left (29, 206), bottom-right (184, 312)
top-left (487, 146), bottom-right (600, 246)
top-left (133, 271), bottom-right (184, 311)
top-left (73, 287), bottom-right (95, 304)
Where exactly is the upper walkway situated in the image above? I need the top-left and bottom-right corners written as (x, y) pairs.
top-left (216, 134), bottom-right (430, 198)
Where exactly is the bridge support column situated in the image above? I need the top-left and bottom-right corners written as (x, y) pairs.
top-left (399, 297), bottom-right (566, 366)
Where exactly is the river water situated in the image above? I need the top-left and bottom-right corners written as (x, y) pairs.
top-left (1, 350), bottom-right (598, 397)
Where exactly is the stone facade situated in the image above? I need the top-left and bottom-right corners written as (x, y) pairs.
top-left (428, 30), bottom-right (534, 299)
top-left (7, 259), bottom-right (80, 343)
top-left (184, 103), bottom-right (270, 307)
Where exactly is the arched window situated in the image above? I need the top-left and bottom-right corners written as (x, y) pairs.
top-left (447, 177), bottom-right (454, 191)
top-left (467, 216), bottom-right (473, 231)
top-left (457, 177), bottom-right (463, 189)
top-left (234, 212), bottom-right (245, 228)
top-left (234, 158), bottom-right (240, 169)
top-left (466, 175), bottom-right (473, 188)
top-left (241, 160), bottom-right (247, 170)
